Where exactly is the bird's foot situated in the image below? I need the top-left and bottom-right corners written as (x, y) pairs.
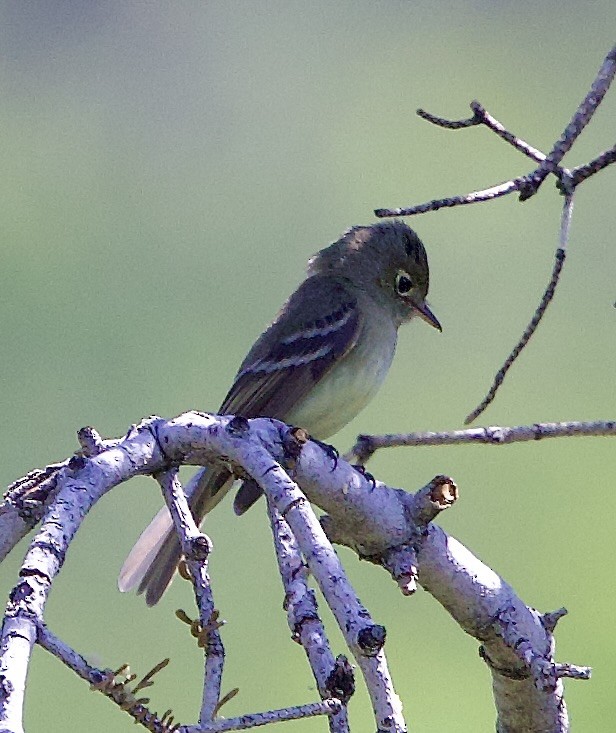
top-left (311, 438), bottom-right (339, 471)
top-left (352, 464), bottom-right (376, 489)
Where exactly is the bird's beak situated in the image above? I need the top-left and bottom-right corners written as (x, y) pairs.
top-left (414, 300), bottom-right (442, 332)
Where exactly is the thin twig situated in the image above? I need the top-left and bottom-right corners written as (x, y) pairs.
top-left (349, 419), bottom-right (616, 463)
top-left (469, 101), bottom-right (550, 165)
top-left (520, 44), bottom-right (616, 200)
top-left (465, 191), bottom-right (574, 423)
top-left (375, 178), bottom-right (522, 217)
top-left (554, 663), bottom-right (592, 681)
top-left (38, 625), bottom-right (178, 732)
top-left (179, 699), bottom-right (343, 732)
top-left (157, 470), bottom-right (224, 724)
top-left (378, 45), bottom-right (615, 217)
top-left (267, 500), bottom-right (351, 732)
top-left (570, 143), bottom-right (616, 186)
top-left (377, 47), bottom-right (615, 421)
top-left (376, 101), bottom-right (560, 220)
top-left (377, 44), bottom-right (616, 216)
top-left (416, 106), bottom-right (478, 129)
top-left (376, 105), bottom-right (557, 218)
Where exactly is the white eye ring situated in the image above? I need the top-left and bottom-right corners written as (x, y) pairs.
top-left (395, 271), bottom-right (413, 295)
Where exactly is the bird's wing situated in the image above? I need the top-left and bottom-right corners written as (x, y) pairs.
top-left (220, 276), bottom-right (361, 421)
top-left (119, 278), bottom-right (363, 604)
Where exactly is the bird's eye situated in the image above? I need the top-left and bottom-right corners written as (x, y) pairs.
top-left (395, 271), bottom-right (413, 295)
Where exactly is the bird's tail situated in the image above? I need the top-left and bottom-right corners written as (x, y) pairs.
top-left (118, 466), bottom-right (232, 606)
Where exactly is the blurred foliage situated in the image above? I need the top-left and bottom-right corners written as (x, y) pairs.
top-left (0, 1), bottom-right (614, 731)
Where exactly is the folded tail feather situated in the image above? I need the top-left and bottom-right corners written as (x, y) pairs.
top-left (118, 466), bottom-right (232, 605)
top-left (233, 478), bottom-right (264, 515)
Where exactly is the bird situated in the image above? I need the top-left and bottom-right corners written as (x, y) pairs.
top-left (119, 219), bottom-right (441, 605)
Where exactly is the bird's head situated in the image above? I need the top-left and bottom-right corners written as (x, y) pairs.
top-left (310, 219), bottom-right (441, 330)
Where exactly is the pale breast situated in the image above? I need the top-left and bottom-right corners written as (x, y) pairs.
top-left (285, 306), bottom-right (397, 439)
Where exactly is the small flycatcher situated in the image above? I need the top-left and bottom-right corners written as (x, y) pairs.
top-left (120, 220), bottom-right (440, 604)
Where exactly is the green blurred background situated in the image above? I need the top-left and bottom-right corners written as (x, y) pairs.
top-left (1, 2), bottom-right (614, 730)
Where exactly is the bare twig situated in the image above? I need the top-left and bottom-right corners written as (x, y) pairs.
top-left (465, 190), bottom-right (574, 423)
top-left (519, 43), bottom-right (616, 200)
top-left (469, 101), bottom-right (549, 164)
top-left (348, 419), bottom-right (616, 463)
top-left (179, 698), bottom-right (343, 732)
top-left (374, 106), bottom-right (552, 219)
top-left (156, 470), bottom-right (224, 724)
top-left (416, 106), bottom-right (478, 129)
top-left (420, 100), bottom-right (552, 165)
top-left (376, 45), bottom-right (616, 423)
top-left (378, 44), bottom-right (616, 218)
top-left (374, 177), bottom-right (522, 217)
top-left (341, 475), bottom-right (458, 596)
top-left (570, 143), bottom-right (616, 186)
top-left (267, 500), bottom-right (351, 732)
top-left (37, 625), bottom-right (178, 732)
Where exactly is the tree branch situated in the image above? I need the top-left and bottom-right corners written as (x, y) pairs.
top-left (374, 43), bottom-right (616, 424)
top-left (156, 470), bottom-right (224, 725)
top-left (267, 500), bottom-right (352, 732)
top-left (0, 413), bottom-right (591, 732)
top-left (349, 419), bottom-right (616, 463)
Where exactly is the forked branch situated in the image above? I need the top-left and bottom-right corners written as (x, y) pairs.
top-left (0, 413), bottom-right (591, 732)
top-left (376, 44), bottom-right (616, 423)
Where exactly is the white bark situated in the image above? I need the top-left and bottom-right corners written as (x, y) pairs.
top-left (0, 412), bottom-right (590, 732)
